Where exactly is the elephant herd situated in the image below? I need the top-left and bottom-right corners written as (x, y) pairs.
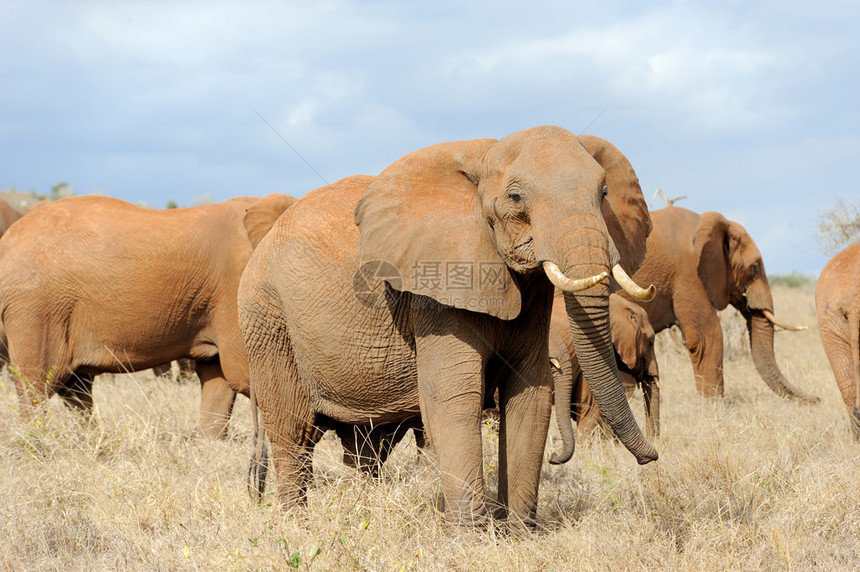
top-left (0, 124), bottom-right (852, 530)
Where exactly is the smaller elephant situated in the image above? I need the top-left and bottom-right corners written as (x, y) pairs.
top-left (551, 292), bottom-right (660, 440)
top-left (0, 193), bottom-right (294, 438)
top-left (338, 292), bottom-right (660, 476)
top-left (628, 207), bottom-right (815, 401)
top-left (816, 243), bottom-right (860, 434)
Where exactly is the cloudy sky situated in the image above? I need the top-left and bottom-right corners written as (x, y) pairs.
top-left (1, 1), bottom-right (858, 274)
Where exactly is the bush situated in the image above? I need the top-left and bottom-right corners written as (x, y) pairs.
top-left (768, 272), bottom-right (815, 288)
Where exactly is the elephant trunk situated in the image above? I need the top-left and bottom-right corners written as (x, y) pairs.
top-left (564, 288), bottom-right (658, 464)
top-left (748, 312), bottom-right (819, 403)
top-left (549, 353), bottom-right (575, 465)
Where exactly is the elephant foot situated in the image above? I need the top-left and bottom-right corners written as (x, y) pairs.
top-left (444, 499), bottom-right (489, 528)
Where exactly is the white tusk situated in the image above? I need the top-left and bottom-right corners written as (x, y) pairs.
top-left (762, 309), bottom-right (807, 331)
top-left (542, 261), bottom-right (608, 292)
top-left (611, 264), bottom-right (656, 301)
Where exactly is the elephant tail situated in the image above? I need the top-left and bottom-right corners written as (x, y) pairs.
top-left (850, 310), bottom-right (860, 419)
top-left (247, 373), bottom-right (270, 500)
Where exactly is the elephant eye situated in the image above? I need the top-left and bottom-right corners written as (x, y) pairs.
top-left (750, 263), bottom-right (760, 276)
top-left (507, 190), bottom-right (523, 204)
top-left (601, 183), bottom-right (609, 199)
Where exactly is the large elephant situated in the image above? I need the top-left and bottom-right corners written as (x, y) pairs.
top-left (551, 292), bottom-right (660, 440)
top-left (0, 193), bottom-right (294, 438)
top-left (625, 207), bottom-right (815, 400)
top-left (816, 243), bottom-right (860, 433)
top-left (238, 126), bottom-right (658, 528)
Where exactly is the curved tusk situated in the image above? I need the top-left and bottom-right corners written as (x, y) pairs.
top-left (762, 309), bottom-right (808, 331)
top-left (611, 264), bottom-right (656, 301)
top-left (542, 261), bottom-right (608, 292)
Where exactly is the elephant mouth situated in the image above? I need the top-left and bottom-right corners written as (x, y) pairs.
top-left (513, 235), bottom-right (533, 250)
top-left (507, 235), bottom-right (536, 270)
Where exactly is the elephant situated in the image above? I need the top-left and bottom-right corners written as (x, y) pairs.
top-left (815, 243), bottom-right (860, 434)
top-left (624, 207), bottom-right (816, 401)
top-left (0, 193), bottom-right (295, 438)
top-left (0, 197), bottom-right (23, 238)
top-left (238, 126), bottom-right (658, 528)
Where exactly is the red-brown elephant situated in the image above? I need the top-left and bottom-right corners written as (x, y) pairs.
top-left (239, 127), bottom-right (658, 528)
top-left (0, 193), bottom-right (294, 438)
top-left (625, 207), bottom-right (815, 401)
top-left (816, 243), bottom-right (860, 433)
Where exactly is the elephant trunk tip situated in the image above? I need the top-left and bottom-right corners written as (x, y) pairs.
top-left (549, 447), bottom-right (574, 465)
top-left (636, 446), bottom-right (658, 465)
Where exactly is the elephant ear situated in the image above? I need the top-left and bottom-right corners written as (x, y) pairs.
top-left (244, 193), bottom-right (297, 249)
top-left (610, 295), bottom-right (640, 370)
top-left (354, 138), bottom-right (523, 320)
top-left (693, 211), bottom-right (731, 310)
top-left (577, 135), bottom-right (651, 274)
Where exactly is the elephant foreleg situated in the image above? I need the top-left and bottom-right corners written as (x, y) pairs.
top-left (415, 331), bottom-right (487, 526)
top-left (196, 361), bottom-right (237, 440)
top-left (496, 361), bottom-right (552, 529)
top-left (676, 307), bottom-right (724, 397)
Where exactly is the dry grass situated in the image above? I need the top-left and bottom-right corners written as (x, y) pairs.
top-left (1, 285), bottom-right (858, 570)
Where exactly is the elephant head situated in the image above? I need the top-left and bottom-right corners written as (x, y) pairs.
top-left (354, 125), bottom-right (657, 464)
top-left (693, 212), bottom-right (817, 402)
top-left (610, 294), bottom-right (660, 438)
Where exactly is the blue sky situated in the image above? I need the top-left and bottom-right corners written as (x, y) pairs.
top-left (1, 1), bottom-right (858, 274)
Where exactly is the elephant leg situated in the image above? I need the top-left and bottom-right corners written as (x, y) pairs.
top-left (415, 331), bottom-right (486, 526)
top-left (196, 361), bottom-right (237, 440)
top-left (495, 359), bottom-right (552, 529)
top-left (6, 325), bottom-right (67, 417)
top-left (337, 424), bottom-right (384, 478)
top-left (819, 329), bottom-right (859, 435)
top-left (642, 377), bottom-right (660, 439)
top-left (55, 373), bottom-right (95, 415)
top-left (264, 387), bottom-right (318, 509)
top-left (338, 423), bottom-right (414, 478)
top-left (676, 307), bottom-right (724, 397)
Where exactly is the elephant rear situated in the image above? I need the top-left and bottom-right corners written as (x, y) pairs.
top-left (816, 243), bottom-right (860, 431)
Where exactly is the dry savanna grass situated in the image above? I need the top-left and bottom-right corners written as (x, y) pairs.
top-left (1, 285), bottom-right (858, 570)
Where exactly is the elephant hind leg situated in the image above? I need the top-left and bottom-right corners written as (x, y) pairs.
top-left (196, 360), bottom-right (237, 440)
top-left (56, 373), bottom-right (95, 415)
top-left (5, 323), bottom-right (72, 416)
top-left (820, 325), bottom-right (860, 435)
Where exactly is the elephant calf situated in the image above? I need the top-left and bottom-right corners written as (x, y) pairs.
top-left (0, 193), bottom-right (294, 438)
top-left (816, 243), bottom-right (860, 434)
